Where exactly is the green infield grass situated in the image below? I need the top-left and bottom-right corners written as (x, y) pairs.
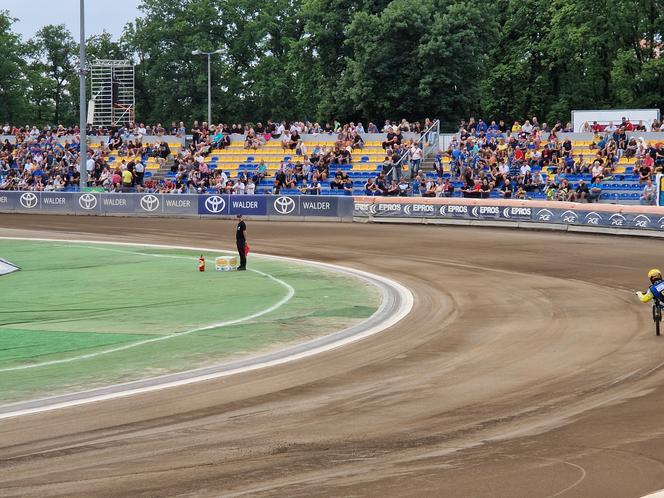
top-left (0, 239), bottom-right (380, 403)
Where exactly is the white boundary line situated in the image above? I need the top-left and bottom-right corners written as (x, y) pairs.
top-left (0, 245), bottom-right (295, 372)
top-left (641, 491), bottom-right (664, 498)
top-left (0, 236), bottom-right (414, 420)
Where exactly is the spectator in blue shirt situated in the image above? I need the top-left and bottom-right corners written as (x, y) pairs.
top-left (434, 151), bottom-right (444, 177)
top-left (597, 135), bottom-right (607, 151)
top-left (410, 175), bottom-right (422, 196)
top-left (588, 180), bottom-right (602, 202)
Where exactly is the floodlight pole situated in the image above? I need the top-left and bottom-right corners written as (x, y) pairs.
top-left (79, 0), bottom-right (87, 189)
top-left (207, 54), bottom-right (212, 126)
top-left (192, 49), bottom-right (222, 125)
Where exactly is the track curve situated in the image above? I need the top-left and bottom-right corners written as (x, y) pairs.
top-left (1, 214), bottom-right (664, 498)
top-left (0, 239), bottom-right (412, 420)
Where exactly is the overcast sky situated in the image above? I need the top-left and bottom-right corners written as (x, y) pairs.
top-left (4, 0), bottom-right (141, 41)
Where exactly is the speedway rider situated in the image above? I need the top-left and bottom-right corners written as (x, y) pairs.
top-left (636, 269), bottom-right (664, 303)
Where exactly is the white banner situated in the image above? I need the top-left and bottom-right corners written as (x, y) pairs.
top-left (572, 109), bottom-right (660, 132)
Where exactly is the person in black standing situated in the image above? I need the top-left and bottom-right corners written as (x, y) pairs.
top-left (236, 214), bottom-right (247, 270)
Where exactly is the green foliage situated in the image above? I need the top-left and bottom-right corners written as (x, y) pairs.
top-left (2, 0), bottom-right (664, 128)
top-left (26, 24), bottom-right (78, 125)
top-left (0, 11), bottom-right (30, 123)
top-left (86, 32), bottom-right (128, 61)
top-left (482, 0), bottom-right (664, 126)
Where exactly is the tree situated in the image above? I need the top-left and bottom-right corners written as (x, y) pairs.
top-left (27, 24), bottom-right (77, 125)
top-left (295, 0), bottom-right (391, 120)
top-left (122, 0), bottom-right (309, 124)
top-left (418, 0), bottom-right (496, 126)
top-left (340, 0), bottom-right (435, 121)
top-left (5, 0), bottom-right (664, 127)
top-left (0, 11), bottom-right (30, 124)
top-left (480, 0), bottom-right (663, 126)
top-left (610, 0), bottom-right (664, 110)
top-left (225, 0), bottom-right (305, 121)
top-left (335, 0), bottom-right (495, 126)
top-left (481, 0), bottom-right (556, 124)
top-left (122, 0), bottom-right (249, 124)
top-left (86, 32), bottom-right (128, 61)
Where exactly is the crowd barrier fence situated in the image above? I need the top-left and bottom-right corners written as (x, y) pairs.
top-left (0, 192), bottom-right (354, 221)
top-left (4, 191), bottom-right (664, 235)
top-left (354, 196), bottom-right (664, 235)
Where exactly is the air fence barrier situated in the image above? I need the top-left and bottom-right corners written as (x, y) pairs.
top-left (353, 196), bottom-right (664, 236)
top-left (4, 191), bottom-right (664, 235)
top-left (0, 192), bottom-right (354, 221)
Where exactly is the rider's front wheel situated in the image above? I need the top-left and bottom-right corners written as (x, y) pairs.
top-left (654, 306), bottom-right (662, 336)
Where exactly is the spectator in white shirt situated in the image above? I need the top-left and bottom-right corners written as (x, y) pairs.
top-left (533, 170), bottom-right (545, 187)
top-left (134, 160), bottom-right (145, 186)
top-left (641, 179), bottom-right (656, 205)
top-left (280, 131), bottom-right (291, 151)
top-left (233, 179), bottom-right (245, 195)
top-left (521, 120), bottom-right (533, 135)
top-left (409, 143), bottom-right (423, 178)
top-left (591, 160), bottom-right (604, 182)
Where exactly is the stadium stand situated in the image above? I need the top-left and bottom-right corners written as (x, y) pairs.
top-left (164, 134), bottom-right (393, 196)
top-left (0, 118), bottom-right (662, 205)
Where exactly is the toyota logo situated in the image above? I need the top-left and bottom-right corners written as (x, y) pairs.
top-left (78, 193), bottom-right (98, 210)
top-left (204, 196), bottom-right (226, 213)
top-left (19, 192), bottom-right (38, 209)
top-left (140, 194), bottom-right (160, 212)
top-left (274, 196), bottom-right (296, 215)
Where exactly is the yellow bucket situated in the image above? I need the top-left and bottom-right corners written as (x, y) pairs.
top-left (215, 255), bottom-right (239, 271)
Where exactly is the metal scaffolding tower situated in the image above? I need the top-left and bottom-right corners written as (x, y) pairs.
top-left (89, 60), bottom-right (135, 127)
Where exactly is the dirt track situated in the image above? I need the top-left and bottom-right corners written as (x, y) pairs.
top-left (1, 214), bottom-right (664, 498)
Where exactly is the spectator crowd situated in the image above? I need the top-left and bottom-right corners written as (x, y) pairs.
top-left (356, 116), bottom-right (661, 205)
top-left (0, 118), bottom-right (433, 195)
top-left (0, 116), bottom-right (661, 204)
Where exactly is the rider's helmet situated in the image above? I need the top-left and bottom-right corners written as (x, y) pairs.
top-left (648, 269), bottom-right (663, 283)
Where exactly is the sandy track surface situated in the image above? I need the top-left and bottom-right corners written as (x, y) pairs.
top-left (1, 214), bottom-right (664, 497)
